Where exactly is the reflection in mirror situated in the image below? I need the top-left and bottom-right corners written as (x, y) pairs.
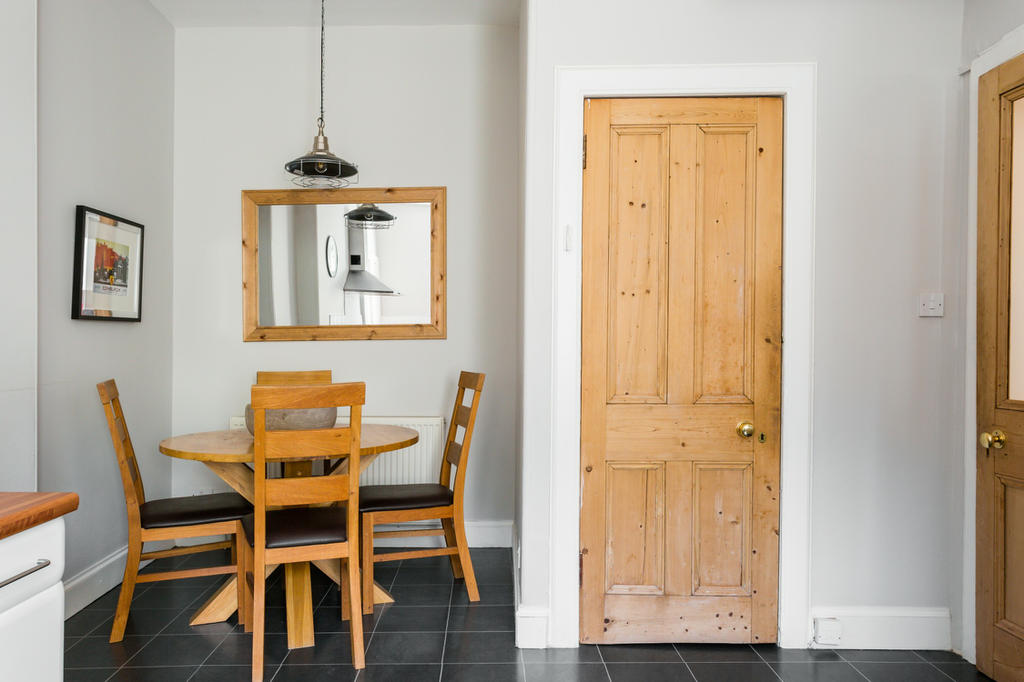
top-left (1012, 98), bottom-right (1024, 400)
top-left (256, 203), bottom-right (432, 327)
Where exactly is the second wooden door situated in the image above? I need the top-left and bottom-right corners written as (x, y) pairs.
top-left (580, 97), bottom-right (783, 644)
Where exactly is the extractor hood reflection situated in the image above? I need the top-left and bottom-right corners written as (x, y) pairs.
top-left (343, 225), bottom-right (395, 295)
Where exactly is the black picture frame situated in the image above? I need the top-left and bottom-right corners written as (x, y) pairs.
top-left (71, 205), bottom-right (144, 322)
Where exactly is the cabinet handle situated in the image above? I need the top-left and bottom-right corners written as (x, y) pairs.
top-left (0, 559), bottom-right (51, 590)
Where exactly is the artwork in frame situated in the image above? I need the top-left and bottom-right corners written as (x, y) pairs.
top-left (71, 205), bottom-right (144, 321)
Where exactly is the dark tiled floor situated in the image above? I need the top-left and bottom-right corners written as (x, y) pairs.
top-left (65, 548), bottom-right (987, 681)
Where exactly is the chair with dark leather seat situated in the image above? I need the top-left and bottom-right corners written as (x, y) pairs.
top-left (241, 381), bottom-right (367, 680)
top-left (97, 379), bottom-right (250, 643)
top-left (360, 371), bottom-right (485, 613)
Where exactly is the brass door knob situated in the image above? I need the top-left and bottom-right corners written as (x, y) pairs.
top-left (737, 422), bottom-right (755, 439)
top-left (979, 430), bottom-right (1007, 449)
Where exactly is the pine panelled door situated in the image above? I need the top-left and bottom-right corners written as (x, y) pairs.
top-left (580, 97), bottom-right (783, 644)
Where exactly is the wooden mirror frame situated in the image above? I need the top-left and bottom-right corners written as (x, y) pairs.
top-left (242, 187), bottom-right (446, 341)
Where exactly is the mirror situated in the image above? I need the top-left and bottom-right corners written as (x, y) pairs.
top-left (242, 187), bottom-right (445, 341)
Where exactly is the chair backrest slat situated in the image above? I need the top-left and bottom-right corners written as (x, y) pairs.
top-left (262, 428), bottom-right (352, 461)
top-left (97, 379), bottom-right (146, 513)
top-left (256, 370), bottom-right (332, 386)
top-left (265, 473), bottom-right (349, 506)
top-left (253, 383), bottom-right (364, 411)
top-left (453, 405), bottom-right (472, 428)
top-left (439, 371), bottom-right (485, 498)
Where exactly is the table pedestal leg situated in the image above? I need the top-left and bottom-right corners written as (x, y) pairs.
top-left (285, 563), bottom-right (315, 649)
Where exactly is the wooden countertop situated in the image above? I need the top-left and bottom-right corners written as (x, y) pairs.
top-left (0, 492), bottom-right (79, 542)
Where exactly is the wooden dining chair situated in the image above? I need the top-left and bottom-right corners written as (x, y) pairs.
top-left (360, 371), bottom-right (485, 613)
top-left (96, 379), bottom-right (251, 643)
top-left (242, 381), bottom-right (366, 679)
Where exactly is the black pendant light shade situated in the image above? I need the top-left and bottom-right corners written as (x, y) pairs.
top-left (345, 203), bottom-right (396, 229)
top-left (285, 0), bottom-right (357, 188)
top-left (285, 122), bottom-right (358, 188)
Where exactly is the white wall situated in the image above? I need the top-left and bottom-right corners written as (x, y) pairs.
top-left (171, 25), bottom-right (519, 537)
top-left (518, 0), bottom-right (967, 647)
top-left (37, 0), bottom-right (175, 595)
top-left (962, 0), bottom-right (1024, 64)
top-left (0, 0), bottom-right (38, 493)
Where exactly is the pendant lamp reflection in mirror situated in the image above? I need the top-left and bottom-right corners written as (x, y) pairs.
top-left (285, 0), bottom-right (357, 188)
top-left (345, 203), bottom-right (396, 229)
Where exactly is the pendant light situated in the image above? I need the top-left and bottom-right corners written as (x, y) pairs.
top-left (284, 0), bottom-right (357, 187)
top-left (345, 203), bottom-right (396, 229)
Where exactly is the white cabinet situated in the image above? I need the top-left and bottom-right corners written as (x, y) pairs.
top-left (0, 518), bottom-right (66, 681)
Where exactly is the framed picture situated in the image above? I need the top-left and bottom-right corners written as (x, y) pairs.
top-left (71, 205), bottom-right (144, 321)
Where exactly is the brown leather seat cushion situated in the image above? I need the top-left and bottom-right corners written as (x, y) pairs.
top-left (241, 507), bottom-right (348, 549)
top-left (139, 492), bottom-right (252, 529)
top-left (359, 484), bottom-right (453, 513)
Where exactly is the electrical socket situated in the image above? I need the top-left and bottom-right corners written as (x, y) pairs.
top-left (813, 617), bottom-right (842, 646)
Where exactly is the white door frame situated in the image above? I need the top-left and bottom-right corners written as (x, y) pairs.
top-left (545, 63), bottom-right (818, 648)
top-left (962, 24), bottom-right (1024, 665)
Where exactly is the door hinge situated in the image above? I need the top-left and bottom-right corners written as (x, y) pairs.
top-left (582, 134), bottom-right (587, 170)
top-left (579, 552), bottom-right (583, 583)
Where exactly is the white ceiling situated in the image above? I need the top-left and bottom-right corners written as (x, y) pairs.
top-left (148, 0), bottom-right (520, 27)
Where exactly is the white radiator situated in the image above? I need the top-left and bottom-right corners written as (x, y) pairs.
top-left (227, 414), bottom-right (446, 486)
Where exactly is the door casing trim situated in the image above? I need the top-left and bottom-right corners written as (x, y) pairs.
top-left (544, 63), bottom-right (817, 648)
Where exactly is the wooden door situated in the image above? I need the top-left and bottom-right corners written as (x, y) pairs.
top-left (978, 53), bottom-right (1024, 682)
top-left (580, 97), bottom-right (782, 644)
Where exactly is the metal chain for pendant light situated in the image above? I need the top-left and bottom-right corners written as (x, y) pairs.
top-left (317, 0), bottom-right (325, 130)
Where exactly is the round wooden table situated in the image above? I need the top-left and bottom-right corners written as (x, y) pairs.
top-left (159, 425), bottom-right (419, 649)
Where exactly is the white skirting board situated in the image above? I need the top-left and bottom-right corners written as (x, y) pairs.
top-left (809, 606), bottom-right (952, 651)
top-left (63, 542), bottom-right (168, 618)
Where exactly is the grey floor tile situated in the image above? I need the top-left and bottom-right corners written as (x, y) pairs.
top-left (521, 646), bottom-right (602, 663)
top-left (376, 605), bottom-right (450, 632)
top-left (836, 650), bottom-right (922, 662)
top-left (447, 606), bottom-right (515, 632)
top-left (355, 664), bottom-right (440, 682)
top-left (64, 670), bottom-right (117, 682)
top-left (108, 666), bottom-right (197, 681)
top-left (282, 631), bottom-right (363, 665)
top-left (205, 632), bottom-right (289, 666)
top-left (525, 663), bottom-right (610, 682)
top-left (392, 566), bottom-right (457, 585)
top-left (97, 609), bottom-right (182, 637)
top-left (443, 631), bottom-right (519, 663)
top-left (598, 644), bottom-right (682, 663)
top-left (65, 608), bottom-right (116, 636)
top-left (64, 635), bottom-right (151, 669)
top-left (851, 661), bottom-right (952, 681)
top-left (442, 663), bottom-right (526, 681)
top-left (365, 631), bottom-right (447, 664)
top-left (452, 584), bottom-right (515, 606)
top-left (312, 604), bottom-right (378, 633)
top-left (753, 645), bottom-right (840, 661)
top-left (932, 663), bottom-right (993, 681)
top-left (386, 584), bottom-right (455, 607)
top-left (675, 644), bottom-right (761, 662)
top-left (189, 665), bottom-right (278, 681)
top-left (688, 661), bottom-right (780, 682)
top-left (915, 650), bottom-right (967, 663)
top-left (130, 586), bottom-right (209, 610)
top-left (770, 661), bottom-right (867, 682)
top-left (606, 662), bottom-right (695, 681)
top-left (126, 633), bottom-right (224, 667)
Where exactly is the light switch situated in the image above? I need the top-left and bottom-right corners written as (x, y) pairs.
top-left (919, 293), bottom-right (944, 317)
